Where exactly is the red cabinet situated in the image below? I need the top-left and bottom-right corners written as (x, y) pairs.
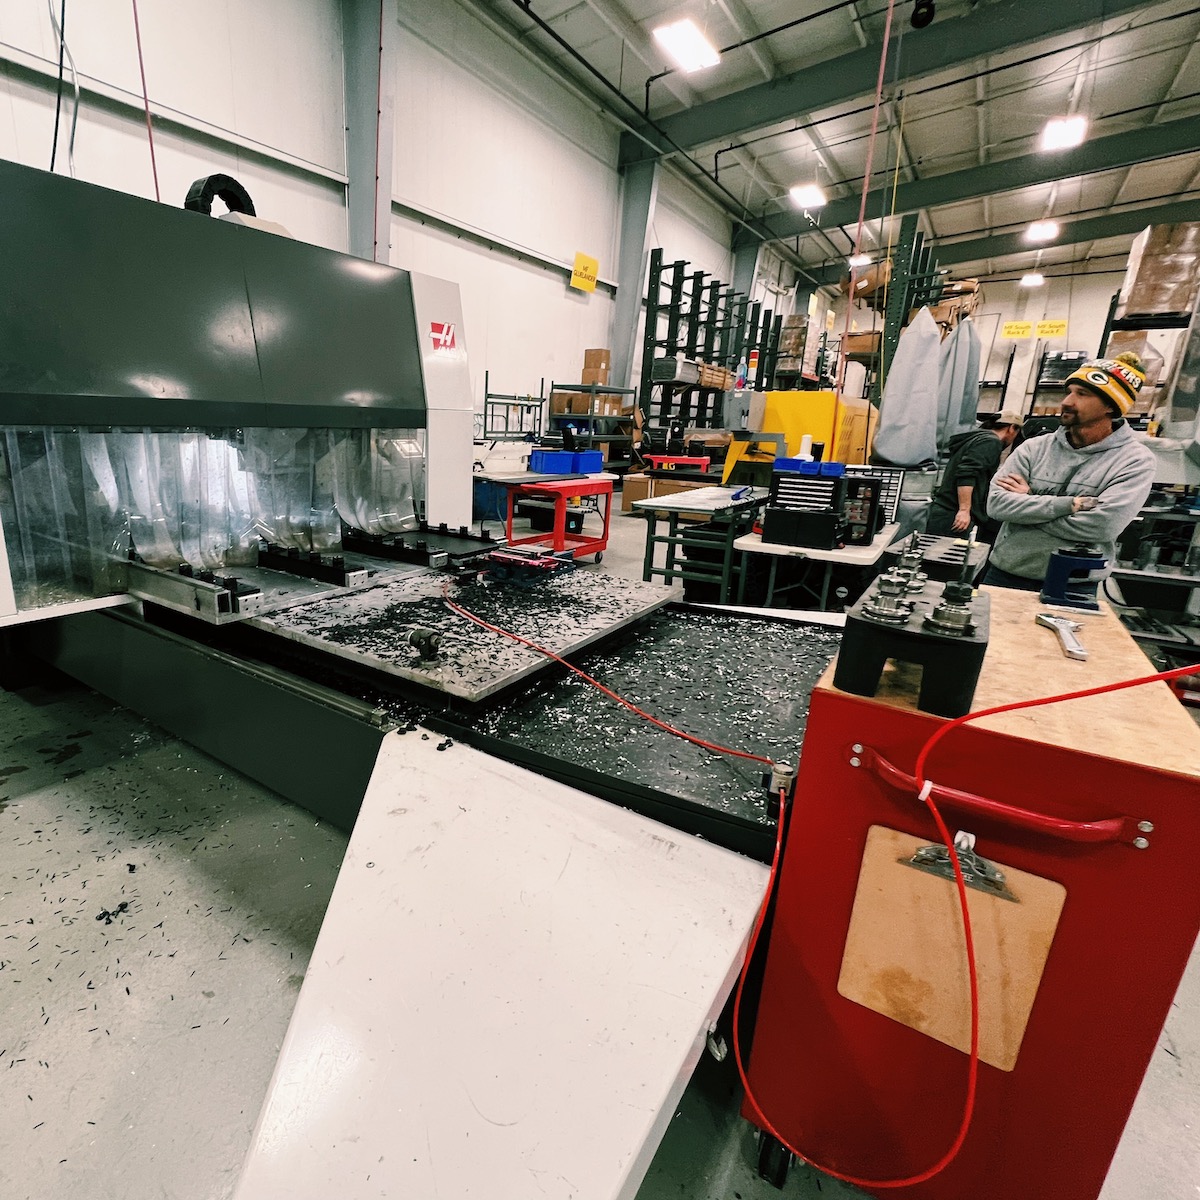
top-left (746, 589), bottom-right (1200, 1198)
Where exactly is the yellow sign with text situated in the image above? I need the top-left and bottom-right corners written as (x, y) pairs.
top-left (1002, 321), bottom-right (1033, 339)
top-left (570, 252), bottom-right (599, 293)
top-left (1037, 319), bottom-right (1069, 338)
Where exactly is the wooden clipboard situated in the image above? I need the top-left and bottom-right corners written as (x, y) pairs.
top-left (837, 825), bottom-right (1066, 1071)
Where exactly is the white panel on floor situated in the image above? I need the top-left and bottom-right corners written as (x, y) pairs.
top-left (234, 730), bottom-right (769, 1200)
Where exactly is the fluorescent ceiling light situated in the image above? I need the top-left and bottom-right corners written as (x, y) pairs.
top-left (652, 19), bottom-right (720, 73)
top-left (848, 253), bottom-right (872, 267)
top-left (1020, 272), bottom-right (1046, 287)
top-left (1040, 115), bottom-right (1088, 152)
top-left (789, 184), bottom-right (827, 209)
top-left (1025, 220), bottom-right (1060, 243)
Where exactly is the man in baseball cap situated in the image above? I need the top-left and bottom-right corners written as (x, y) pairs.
top-left (983, 352), bottom-right (1156, 589)
top-left (927, 411), bottom-right (1024, 542)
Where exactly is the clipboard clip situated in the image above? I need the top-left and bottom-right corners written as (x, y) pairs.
top-left (900, 830), bottom-right (1018, 902)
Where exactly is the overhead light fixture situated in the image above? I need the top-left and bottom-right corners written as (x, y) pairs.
top-left (1026, 220), bottom-right (1060, 243)
top-left (1040, 115), bottom-right (1088, 152)
top-left (848, 253), bottom-right (872, 268)
top-left (789, 184), bottom-right (827, 209)
top-left (1020, 273), bottom-right (1046, 287)
top-left (652, 19), bottom-right (720, 73)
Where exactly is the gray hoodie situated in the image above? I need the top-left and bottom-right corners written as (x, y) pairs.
top-left (986, 423), bottom-right (1156, 580)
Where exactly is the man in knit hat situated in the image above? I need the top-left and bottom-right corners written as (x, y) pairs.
top-left (982, 352), bottom-right (1156, 589)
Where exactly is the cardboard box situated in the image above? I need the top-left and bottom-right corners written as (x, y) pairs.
top-left (583, 348), bottom-right (612, 372)
top-left (581, 366), bottom-right (610, 386)
top-left (550, 391), bottom-right (592, 414)
top-left (621, 474), bottom-right (651, 512)
top-left (621, 474), bottom-right (716, 513)
top-left (844, 331), bottom-right (881, 355)
top-left (1117, 223), bottom-right (1200, 317)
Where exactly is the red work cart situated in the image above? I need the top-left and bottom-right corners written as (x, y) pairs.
top-left (504, 477), bottom-right (613, 563)
top-left (745, 587), bottom-right (1200, 1199)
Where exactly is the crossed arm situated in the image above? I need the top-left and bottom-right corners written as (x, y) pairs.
top-left (986, 450), bottom-right (1156, 544)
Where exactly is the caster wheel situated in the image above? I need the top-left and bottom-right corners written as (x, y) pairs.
top-left (757, 1133), bottom-right (792, 1189)
top-left (594, 552), bottom-right (604, 564)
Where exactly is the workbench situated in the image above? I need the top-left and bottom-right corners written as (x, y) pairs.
top-left (632, 487), bottom-right (767, 604)
top-left (747, 587), bottom-right (1200, 1199)
top-left (734, 521), bottom-right (899, 608)
top-left (233, 732), bottom-right (769, 1200)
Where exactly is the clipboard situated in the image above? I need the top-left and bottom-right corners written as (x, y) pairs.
top-left (837, 825), bottom-right (1066, 1071)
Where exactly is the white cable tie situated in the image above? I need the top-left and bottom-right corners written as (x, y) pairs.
top-left (918, 780), bottom-right (934, 803)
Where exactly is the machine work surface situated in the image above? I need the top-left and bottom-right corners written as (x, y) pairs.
top-left (453, 608), bottom-right (842, 826)
top-left (247, 568), bottom-right (672, 702)
top-left (232, 731), bottom-right (770, 1200)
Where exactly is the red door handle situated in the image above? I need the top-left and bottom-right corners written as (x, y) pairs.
top-left (852, 746), bottom-right (1148, 847)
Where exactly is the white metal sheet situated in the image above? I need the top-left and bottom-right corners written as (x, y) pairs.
top-left (233, 731), bottom-right (769, 1200)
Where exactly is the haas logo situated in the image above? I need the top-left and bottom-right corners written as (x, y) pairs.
top-left (430, 322), bottom-right (456, 351)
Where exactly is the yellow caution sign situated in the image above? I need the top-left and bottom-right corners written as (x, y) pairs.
top-left (1037, 319), bottom-right (1069, 338)
top-left (1002, 321), bottom-right (1033, 339)
top-left (570, 252), bottom-right (599, 293)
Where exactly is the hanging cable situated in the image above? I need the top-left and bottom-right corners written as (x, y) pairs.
top-left (130, 0), bottom-right (160, 202)
top-left (46, 0), bottom-right (79, 177)
top-left (835, 0), bottom-right (897, 439)
top-left (47, 0), bottom-right (65, 171)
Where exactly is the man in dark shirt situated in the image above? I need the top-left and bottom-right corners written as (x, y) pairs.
top-left (926, 412), bottom-right (1023, 542)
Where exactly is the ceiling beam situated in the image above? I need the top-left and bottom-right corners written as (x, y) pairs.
top-left (808, 198), bottom-right (1200, 282)
top-left (619, 0), bottom-right (1149, 164)
top-left (934, 198), bottom-right (1200, 267)
top-left (739, 114), bottom-right (1200, 246)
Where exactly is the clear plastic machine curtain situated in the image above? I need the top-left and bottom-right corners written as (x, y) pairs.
top-left (330, 430), bottom-right (424, 535)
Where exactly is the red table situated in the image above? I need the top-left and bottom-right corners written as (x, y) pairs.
top-left (644, 455), bottom-right (711, 471)
top-left (504, 477), bottom-right (613, 562)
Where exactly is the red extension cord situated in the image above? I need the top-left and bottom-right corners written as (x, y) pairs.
top-left (442, 580), bottom-right (1199, 1187)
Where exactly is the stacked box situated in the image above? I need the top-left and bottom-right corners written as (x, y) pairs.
top-left (1116, 223), bottom-right (1200, 317)
top-left (844, 331), bottom-right (881, 355)
top-left (550, 391), bottom-right (591, 414)
top-left (779, 315), bottom-right (809, 358)
top-left (582, 348), bottom-right (611, 386)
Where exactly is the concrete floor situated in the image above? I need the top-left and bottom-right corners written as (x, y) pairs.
top-left (2, 502), bottom-right (1197, 1199)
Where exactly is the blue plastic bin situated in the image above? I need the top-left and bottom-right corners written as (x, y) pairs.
top-left (573, 450), bottom-right (604, 473)
top-left (819, 462), bottom-right (846, 476)
top-left (530, 449), bottom-right (576, 473)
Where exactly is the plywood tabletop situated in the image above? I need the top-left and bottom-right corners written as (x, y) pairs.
top-left (819, 585), bottom-right (1200, 777)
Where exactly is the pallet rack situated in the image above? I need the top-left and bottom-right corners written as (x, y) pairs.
top-left (637, 247), bottom-right (783, 436)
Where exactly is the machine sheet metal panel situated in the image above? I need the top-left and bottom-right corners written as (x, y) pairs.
top-left (247, 569), bottom-right (674, 702)
top-left (0, 160), bottom-right (427, 429)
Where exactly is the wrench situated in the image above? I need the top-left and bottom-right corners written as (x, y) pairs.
top-left (1036, 612), bottom-right (1087, 661)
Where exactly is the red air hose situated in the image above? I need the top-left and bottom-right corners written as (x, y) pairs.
top-left (441, 583), bottom-right (773, 767)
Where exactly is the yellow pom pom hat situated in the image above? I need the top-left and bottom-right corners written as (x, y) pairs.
top-left (1063, 351), bottom-right (1145, 416)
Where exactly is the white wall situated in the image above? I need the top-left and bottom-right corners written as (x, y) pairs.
top-left (976, 273), bottom-right (1123, 407)
top-left (390, 0), bottom-right (619, 405)
top-left (0, 0), bottom-right (349, 250)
